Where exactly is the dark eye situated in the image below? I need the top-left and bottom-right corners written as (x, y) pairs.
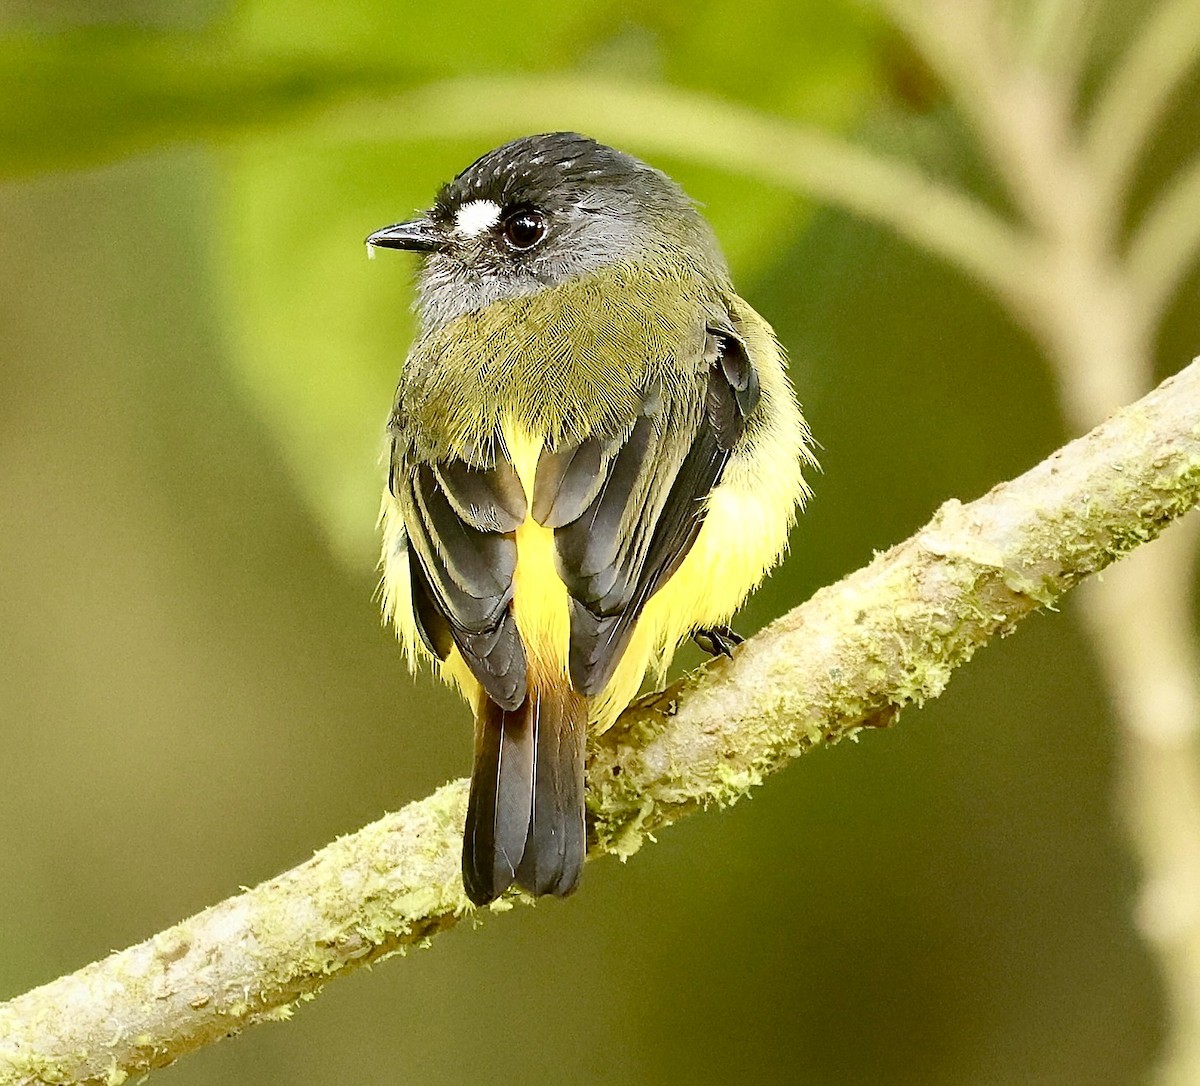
top-left (502, 209), bottom-right (547, 251)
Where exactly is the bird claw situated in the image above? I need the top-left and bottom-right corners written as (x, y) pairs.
top-left (692, 624), bottom-right (744, 659)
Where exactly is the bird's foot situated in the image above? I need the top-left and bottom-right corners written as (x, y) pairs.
top-left (692, 624), bottom-right (744, 659)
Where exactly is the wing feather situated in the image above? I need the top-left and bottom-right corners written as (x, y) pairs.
top-left (396, 451), bottom-right (528, 710)
top-left (536, 325), bottom-right (760, 697)
top-left (433, 458), bottom-right (526, 532)
top-left (531, 435), bottom-right (615, 528)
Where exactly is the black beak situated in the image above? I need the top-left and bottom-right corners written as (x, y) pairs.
top-left (365, 218), bottom-right (445, 253)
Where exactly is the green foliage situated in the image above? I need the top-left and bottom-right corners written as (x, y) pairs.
top-left (0, 1), bottom-right (884, 559)
top-left (0, 27), bottom-right (404, 176)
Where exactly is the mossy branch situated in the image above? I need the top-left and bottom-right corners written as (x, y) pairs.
top-left (4, 358), bottom-right (1200, 1085)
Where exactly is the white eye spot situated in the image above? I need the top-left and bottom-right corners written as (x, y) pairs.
top-left (454, 199), bottom-right (501, 238)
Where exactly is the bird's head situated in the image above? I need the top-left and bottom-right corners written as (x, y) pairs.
top-left (367, 132), bottom-right (725, 330)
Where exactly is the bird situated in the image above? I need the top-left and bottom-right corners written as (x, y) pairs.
top-left (368, 132), bottom-right (812, 906)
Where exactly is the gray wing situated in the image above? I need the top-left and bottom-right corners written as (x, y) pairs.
top-left (390, 449), bottom-right (530, 711)
top-left (535, 325), bottom-right (761, 697)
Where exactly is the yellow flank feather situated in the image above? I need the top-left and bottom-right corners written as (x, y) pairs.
top-left (380, 295), bottom-right (811, 732)
top-left (588, 303), bottom-right (811, 728)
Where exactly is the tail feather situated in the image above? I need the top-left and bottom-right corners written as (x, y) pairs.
top-left (463, 699), bottom-right (534, 906)
top-left (463, 681), bottom-right (586, 906)
top-left (516, 686), bottom-right (586, 896)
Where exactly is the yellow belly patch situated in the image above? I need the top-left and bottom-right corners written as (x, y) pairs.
top-left (503, 422), bottom-right (571, 679)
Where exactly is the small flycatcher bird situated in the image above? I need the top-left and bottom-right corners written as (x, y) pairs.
top-left (369, 133), bottom-right (811, 906)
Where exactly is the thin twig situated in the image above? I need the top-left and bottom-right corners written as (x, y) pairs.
top-left (4, 358), bottom-right (1200, 1086)
top-left (1129, 154), bottom-right (1200, 332)
top-left (1019, 0), bottom-right (1096, 90)
top-left (875, 0), bottom-right (1067, 229)
top-left (1086, 0), bottom-right (1200, 234)
top-left (1080, 518), bottom-right (1200, 1086)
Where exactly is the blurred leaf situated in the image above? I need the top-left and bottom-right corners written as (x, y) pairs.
top-left (631, 0), bottom-right (882, 124)
top-left (216, 136), bottom-right (450, 563)
top-left (228, 0), bottom-right (611, 71)
top-left (0, 27), bottom-right (407, 176)
top-left (228, 0), bottom-right (881, 127)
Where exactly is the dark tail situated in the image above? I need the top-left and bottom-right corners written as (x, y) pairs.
top-left (462, 679), bottom-right (587, 906)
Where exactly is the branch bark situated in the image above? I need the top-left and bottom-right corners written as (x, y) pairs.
top-left (3, 359), bottom-right (1200, 1085)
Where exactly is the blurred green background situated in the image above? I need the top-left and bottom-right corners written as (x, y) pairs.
top-left (2, 1), bottom-right (1197, 1083)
